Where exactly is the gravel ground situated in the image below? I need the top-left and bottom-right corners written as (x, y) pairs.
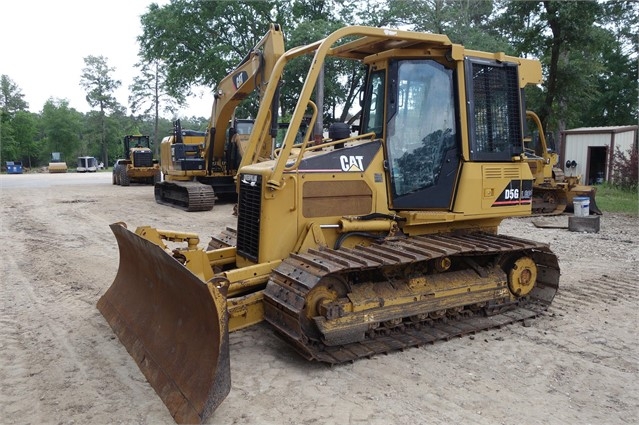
top-left (1, 172), bottom-right (637, 424)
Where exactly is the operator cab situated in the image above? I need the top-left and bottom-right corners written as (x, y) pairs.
top-left (360, 57), bottom-right (525, 211)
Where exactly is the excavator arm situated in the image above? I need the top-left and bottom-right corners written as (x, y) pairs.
top-left (204, 23), bottom-right (285, 173)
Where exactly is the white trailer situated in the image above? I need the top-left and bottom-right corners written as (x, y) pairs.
top-left (77, 156), bottom-right (98, 172)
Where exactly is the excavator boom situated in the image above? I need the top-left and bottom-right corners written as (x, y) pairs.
top-left (155, 24), bottom-right (285, 211)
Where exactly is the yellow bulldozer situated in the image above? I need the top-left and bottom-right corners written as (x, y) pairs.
top-left (98, 25), bottom-right (560, 423)
top-left (524, 111), bottom-right (602, 215)
top-left (154, 24), bottom-right (284, 212)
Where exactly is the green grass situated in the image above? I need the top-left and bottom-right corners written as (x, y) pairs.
top-left (594, 183), bottom-right (638, 216)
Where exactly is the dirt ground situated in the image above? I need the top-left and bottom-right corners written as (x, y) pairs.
top-left (1, 172), bottom-right (637, 425)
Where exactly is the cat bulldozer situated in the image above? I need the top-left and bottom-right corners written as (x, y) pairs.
top-left (112, 134), bottom-right (161, 186)
top-left (98, 25), bottom-right (560, 423)
top-left (524, 111), bottom-right (601, 215)
top-left (154, 24), bottom-right (284, 212)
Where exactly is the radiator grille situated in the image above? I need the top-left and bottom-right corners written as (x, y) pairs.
top-left (236, 174), bottom-right (262, 262)
top-left (133, 150), bottom-right (153, 167)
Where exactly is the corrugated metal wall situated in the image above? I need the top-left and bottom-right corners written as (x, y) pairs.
top-left (561, 126), bottom-right (637, 184)
top-left (563, 133), bottom-right (610, 182)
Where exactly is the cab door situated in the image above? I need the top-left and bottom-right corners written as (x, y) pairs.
top-left (384, 59), bottom-right (460, 210)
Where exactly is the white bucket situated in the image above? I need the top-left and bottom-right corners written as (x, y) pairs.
top-left (573, 196), bottom-right (590, 217)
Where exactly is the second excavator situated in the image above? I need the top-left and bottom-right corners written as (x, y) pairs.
top-left (154, 24), bottom-right (285, 211)
top-left (98, 25), bottom-right (561, 423)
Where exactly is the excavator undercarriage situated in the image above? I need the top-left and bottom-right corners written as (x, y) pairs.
top-left (154, 181), bottom-right (218, 212)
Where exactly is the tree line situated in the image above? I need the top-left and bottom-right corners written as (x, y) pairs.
top-left (0, 68), bottom-right (206, 171)
top-left (1, 0), bottom-right (636, 171)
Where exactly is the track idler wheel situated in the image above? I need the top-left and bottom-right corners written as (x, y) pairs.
top-left (507, 256), bottom-right (537, 297)
top-left (302, 275), bottom-right (349, 339)
top-left (433, 256), bottom-right (452, 272)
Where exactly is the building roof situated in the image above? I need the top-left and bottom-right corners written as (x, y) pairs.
top-left (562, 125), bottom-right (638, 135)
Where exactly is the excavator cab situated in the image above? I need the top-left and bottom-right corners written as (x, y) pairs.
top-left (224, 118), bottom-right (255, 174)
top-left (99, 25), bottom-right (560, 423)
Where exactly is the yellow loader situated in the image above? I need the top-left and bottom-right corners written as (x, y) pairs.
top-left (98, 25), bottom-right (560, 423)
top-left (112, 134), bottom-right (161, 186)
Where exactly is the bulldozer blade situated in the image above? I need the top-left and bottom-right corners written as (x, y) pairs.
top-left (97, 223), bottom-right (231, 424)
top-left (566, 186), bottom-right (603, 215)
top-left (587, 193), bottom-right (603, 215)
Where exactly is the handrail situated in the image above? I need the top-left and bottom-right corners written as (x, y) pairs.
top-left (304, 132), bottom-right (377, 152)
top-left (283, 101), bottom-right (318, 173)
top-left (525, 110), bottom-right (548, 153)
top-left (246, 26), bottom-right (467, 190)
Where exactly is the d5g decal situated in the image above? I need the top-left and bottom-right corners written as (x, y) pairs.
top-left (493, 180), bottom-right (533, 206)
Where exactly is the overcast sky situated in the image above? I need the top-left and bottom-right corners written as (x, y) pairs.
top-left (1, 0), bottom-right (212, 118)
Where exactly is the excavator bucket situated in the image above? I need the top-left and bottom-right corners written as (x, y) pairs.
top-left (97, 223), bottom-right (231, 424)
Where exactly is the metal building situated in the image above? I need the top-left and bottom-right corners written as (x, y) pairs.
top-left (560, 125), bottom-right (638, 185)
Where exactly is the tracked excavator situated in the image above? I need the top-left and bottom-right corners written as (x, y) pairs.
top-left (98, 25), bottom-right (561, 423)
top-left (154, 121), bottom-right (216, 211)
top-left (154, 24), bottom-right (285, 211)
top-left (524, 111), bottom-right (602, 215)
